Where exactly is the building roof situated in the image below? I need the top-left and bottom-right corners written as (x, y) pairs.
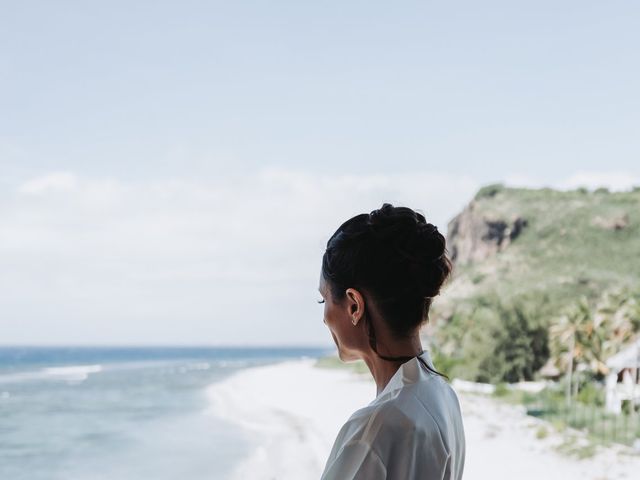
top-left (607, 337), bottom-right (640, 371)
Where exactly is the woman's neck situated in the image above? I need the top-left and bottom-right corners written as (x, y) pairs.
top-left (361, 334), bottom-right (423, 396)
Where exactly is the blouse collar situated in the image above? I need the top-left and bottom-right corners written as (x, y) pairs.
top-left (368, 349), bottom-right (436, 406)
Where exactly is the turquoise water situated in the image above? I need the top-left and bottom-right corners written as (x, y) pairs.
top-left (0, 346), bottom-right (332, 480)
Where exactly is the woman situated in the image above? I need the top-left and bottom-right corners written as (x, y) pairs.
top-left (318, 203), bottom-right (465, 480)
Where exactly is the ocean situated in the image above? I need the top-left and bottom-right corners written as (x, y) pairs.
top-left (0, 346), bottom-right (333, 480)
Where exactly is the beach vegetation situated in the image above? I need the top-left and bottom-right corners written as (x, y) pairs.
top-left (535, 425), bottom-right (548, 439)
top-left (554, 435), bottom-right (598, 459)
top-left (434, 294), bottom-right (550, 384)
top-left (551, 419), bottom-right (567, 433)
top-left (492, 382), bottom-right (510, 397)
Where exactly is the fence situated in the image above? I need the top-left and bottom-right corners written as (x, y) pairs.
top-left (525, 388), bottom-right (640, 447)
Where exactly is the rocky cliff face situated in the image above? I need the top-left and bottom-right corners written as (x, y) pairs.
top-left (446, 200), bottom-right (528, 266)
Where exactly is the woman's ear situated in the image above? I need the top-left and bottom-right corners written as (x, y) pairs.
top-left (345, 288), bottom-right (364, 325)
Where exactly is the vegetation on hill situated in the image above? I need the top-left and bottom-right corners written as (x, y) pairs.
top-left (428, 184), bottom-right (640, 383)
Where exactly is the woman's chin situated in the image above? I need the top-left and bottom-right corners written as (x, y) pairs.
top-left (337, 349), bottom-right (359, 363)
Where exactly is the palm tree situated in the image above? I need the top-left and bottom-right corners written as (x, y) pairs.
top-left (550, 297), bottom-right (593, 407)
top-left (591, 290), bottom-right (638, 375)
top-left (551, 290), bottom-right (640, 406)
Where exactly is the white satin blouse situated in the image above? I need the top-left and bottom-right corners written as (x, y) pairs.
top-left (320, 350), bottom-right (466, 479)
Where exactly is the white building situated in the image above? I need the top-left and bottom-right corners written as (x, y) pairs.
top-left (605, 337), bottom-right (640, 414)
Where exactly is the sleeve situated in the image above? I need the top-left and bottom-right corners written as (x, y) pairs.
top-left (320, 440), bottom-right (387, 480)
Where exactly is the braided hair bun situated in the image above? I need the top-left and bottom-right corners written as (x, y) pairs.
top-left (367, 203), bottom-right (450, 300)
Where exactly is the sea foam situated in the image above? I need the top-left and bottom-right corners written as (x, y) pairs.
top-left (43, 364), bottom-right (103, 382)
top-left (0, 364), bottom-right (103, 384)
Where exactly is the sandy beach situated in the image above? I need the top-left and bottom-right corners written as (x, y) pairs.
top-left (206, 357), bottom-right (640, 480)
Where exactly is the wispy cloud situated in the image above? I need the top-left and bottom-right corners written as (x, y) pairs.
top-left (504, 171), bottom-right (640, 192)
top-left (2, 168), bottom-right (479, 345)
top-left (17, 172), bottom-right (78, 195)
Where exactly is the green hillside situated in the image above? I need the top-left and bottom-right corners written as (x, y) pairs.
top-left (427, 184), bottom-right (640, 383)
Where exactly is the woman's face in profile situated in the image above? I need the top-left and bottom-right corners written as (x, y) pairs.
top-left (318, 274), bottom-right (362, 362)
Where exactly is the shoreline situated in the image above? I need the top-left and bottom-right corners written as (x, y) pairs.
top-left (205, 357), bottom-right (375, 480)
top-left (206, 357), bottom-right (640, 480)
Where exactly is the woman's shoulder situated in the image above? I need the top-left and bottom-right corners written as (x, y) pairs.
top-left (324, 379), bottom-right (465, 479)
top-left (336, 395), bottom-right (445, 447)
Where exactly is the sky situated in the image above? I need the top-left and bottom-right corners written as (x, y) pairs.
top-left (1, 1), bottom-right (639, 346)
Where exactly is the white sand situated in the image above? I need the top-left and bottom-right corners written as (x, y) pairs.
top-left (206, 358), bottom-right (640, 480)
top-left (206, 358), bottom-right (374, 479)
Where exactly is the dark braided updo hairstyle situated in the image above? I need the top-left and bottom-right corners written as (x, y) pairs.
top-left (321, 203), bottom-right (452, 380)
